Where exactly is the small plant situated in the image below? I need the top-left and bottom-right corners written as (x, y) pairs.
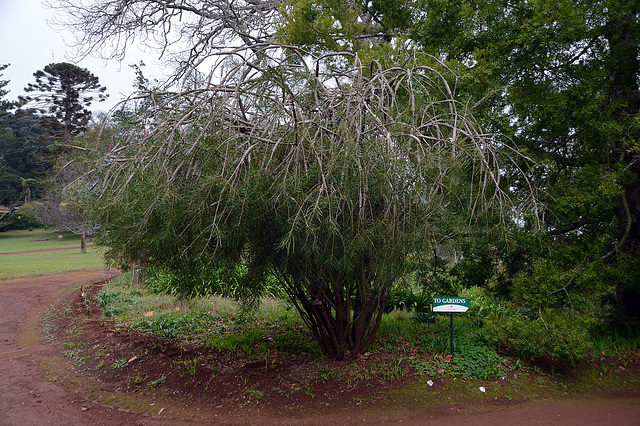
top-left (132, 373), bottom-right (149, 385)
top-left (413, 339), bottom-right (510, 380)
top-left (274, 387), bottom-right (292, 398)
top-left (482, 309), bottom-right (590, 366)
top-left (302, 382), bottom-right (314, 398)
top-left (247, 386), bottom-right (269, 401)
top-left (111, 358), bottom-right (129, 370)
top-left (386, 357), bottom-right (407, 380)
top-left (76, 355), bottom-right (90, 366)
top-left (186, 357), bottom-right (198, 376)
top-left (62, 349), bottom-right (80, 358)
top-left (147, 373), bottom-right (168, 388)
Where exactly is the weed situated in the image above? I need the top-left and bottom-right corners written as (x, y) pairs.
top-left (63, 349), bottom-right (80, 358)
top-left (303, 382), bottom-right (315, 398)
top-left (132, 373), bottom-right (149, 386)
top-left (413, 340), bottom-right (510, 381)
top-left (185, 357), bottom-right (198, 376)
top-left (207, 329), bottom-right (266, 355)
top-left (76, 356), bottom-right (90, 366)
top-left (147, 373), bottom-right (168, 388)
top-left (388, 357), bottom-right (407, 380)
top-left (111, 358), bottom-right (129, 370)
top-left (318, 366), bottom-right (335, 382)
top-left (247, 386), bottom-right (269, 400)
top-left (274, 387), bottom-right (291, 398)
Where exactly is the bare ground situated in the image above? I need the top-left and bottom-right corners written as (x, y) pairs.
top-left (1, 268), bottom-right (639, 425)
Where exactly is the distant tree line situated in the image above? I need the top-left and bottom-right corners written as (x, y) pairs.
top-left (0, 62), bottom-right (106, 232)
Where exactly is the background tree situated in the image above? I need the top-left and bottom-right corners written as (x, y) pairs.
top-left (401, 0), bottom-right (640, 317)
top-left (0, 64), bottom-right (20, 209)
top-left (35, 192), bottom-right (89, 253)
top-left (0, 65), bottom-right (51, 230)
top-left (19, 62), bottom-right (107, 142)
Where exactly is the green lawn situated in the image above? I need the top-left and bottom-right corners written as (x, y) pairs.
top-left (0, 229), bottom-right (90, 253)
top-left (0, 229), bottom-right (106, 279)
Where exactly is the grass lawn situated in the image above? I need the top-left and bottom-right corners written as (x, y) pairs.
top-left (0, 229), bottom-right (90, 253)
top-left (0, 229), bottom-right (106, 279)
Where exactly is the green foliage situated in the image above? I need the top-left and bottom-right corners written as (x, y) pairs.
top-left (506, 257), bottom-right (628, 320)
top-left (385, 287), bottom-right (433, 315)
top-left (414, 342), bottom-right (509, 380)
top-left (134, 309), bottom-right (220, 339)
top-left (94, 289), bottom-right (141, 317)
top-left (482, 310), bottom-right (591, 366)
top-left (374, 313), bottom-right (430, 352)
top-left (1, 203), bottom-right (42, 230)
top-left (206, 329), bottom-right (266, 355)
top-left (0, 107), bottom-right (52, 210)
top-left (464, 286), bottom-right (510, 326)
top-left (85, 48), bottom-right (525, 359)
top-left (143, 263), bottom-right (285, 301)
top-left (111, 357), bottom-right (129, 369)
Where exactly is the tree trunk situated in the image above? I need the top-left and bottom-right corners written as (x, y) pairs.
top-left (80, 228), bottom-right (87, 254)
top-left (283, 273), bottom-right (389, 359)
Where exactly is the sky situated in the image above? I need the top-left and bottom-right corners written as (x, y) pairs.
top-left (0, 0), bottom-right (167, 113)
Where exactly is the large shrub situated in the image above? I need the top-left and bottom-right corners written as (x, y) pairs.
top-left (482, 309), bottom-right (591, 366)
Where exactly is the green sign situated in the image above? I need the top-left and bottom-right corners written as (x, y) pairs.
top-left (432, 296), bottom-right (471, 313)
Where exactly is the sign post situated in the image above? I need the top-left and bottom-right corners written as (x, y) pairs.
top-left (431, 296), bottom-right (471, 357)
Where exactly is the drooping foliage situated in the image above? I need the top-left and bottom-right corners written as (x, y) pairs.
top-left (80, 44), bottom-right (535, 358)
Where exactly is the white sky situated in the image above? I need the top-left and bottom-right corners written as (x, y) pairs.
top-left (0, 0), bottom-right (167, 113)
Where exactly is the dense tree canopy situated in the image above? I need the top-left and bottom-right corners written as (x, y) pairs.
top-left (0, 65), bottom-right (52, 209)
top-left (408, 0), bottom-right (640, 315)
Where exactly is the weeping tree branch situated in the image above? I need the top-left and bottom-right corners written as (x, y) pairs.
top-left (83, 43), bottom-right (539, 358)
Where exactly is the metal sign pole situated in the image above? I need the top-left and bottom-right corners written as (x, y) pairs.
top-left (450, 312), bottom-right (454, 357)
top-left (431, 296), bottom-right (470, 359)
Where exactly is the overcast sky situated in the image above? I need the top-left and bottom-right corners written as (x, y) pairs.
top-left (0, 0), bottom-right (167, 112)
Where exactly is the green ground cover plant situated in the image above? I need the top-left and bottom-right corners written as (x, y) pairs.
top-left (34, 265), bottom-right (638, 418)
top-left (91, 273), bottom-right (521, 379)
top-left (96, 271), bottom-right (640, 371)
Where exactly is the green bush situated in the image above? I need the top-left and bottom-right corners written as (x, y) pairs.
top-left (1, 203), bottom-right (42, 230)
top-left (482, 309), bottom-right (591, 366)
top-left (464, 286), bottom-right (509, 326)
top-left (144, 263), bottom-right (244, 299)
top-left (385, 287), bottom-right (432, 314)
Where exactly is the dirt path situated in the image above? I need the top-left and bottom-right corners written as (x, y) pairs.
top-left (0, 270), bottom-right (180, 426)
top-left (1, 270), bottom-right (639, 425)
